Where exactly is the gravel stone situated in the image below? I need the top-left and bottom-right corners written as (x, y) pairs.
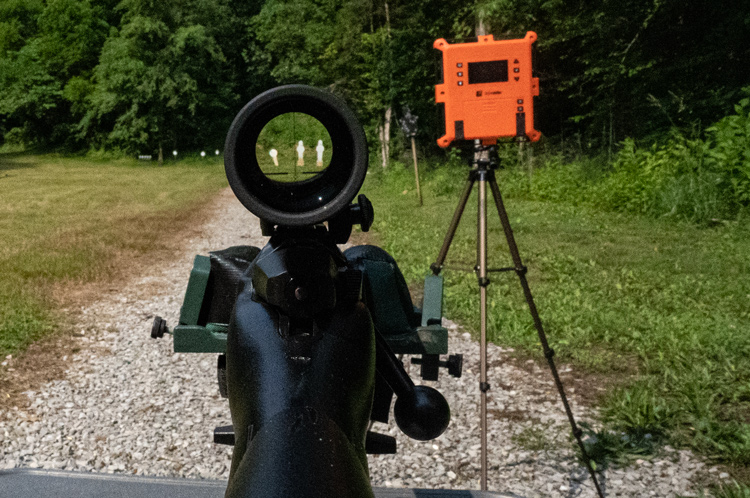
top-left (0, 188), bottom-right (714, 496)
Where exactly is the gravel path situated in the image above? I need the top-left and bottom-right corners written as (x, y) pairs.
top-left (0, 188), bottom-right (718, 496)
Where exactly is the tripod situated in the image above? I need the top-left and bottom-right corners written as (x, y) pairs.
top-left (430, 142), bottom-right (605, 497)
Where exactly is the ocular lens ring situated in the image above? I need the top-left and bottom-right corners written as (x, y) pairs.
top-left (225, 85), bottom-right (368, 226)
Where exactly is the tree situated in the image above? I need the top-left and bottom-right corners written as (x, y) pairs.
top-left (0, 0), bottom-right (106, 147)
top-left (0, 0), bottom-right (43, 54)
top-left (82, 0), bottom-right (235, 160)
top-left (3, 0), bottom-right (747, 155)
top-left (251, 0), bottom-right (471, 163)
top-left (482, 0), bottom-right (750, 147)
top-left (0, 47), bottom-right (61, 145)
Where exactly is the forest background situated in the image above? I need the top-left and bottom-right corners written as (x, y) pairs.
top-left (0, 0), bottom-right (747, 195)
top-left (2, 0), bottom-right (749, 220)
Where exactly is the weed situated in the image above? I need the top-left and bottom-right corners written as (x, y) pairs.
top-left (495, 90), bottom-right (750, 224)
top-left (698, 481), bottom-right (750, 498)
top-left (578, 422), bottom-right (661, 470)
top-left (511, 423), bottom-right (555, 452)
top-left (601, 380), bottom-right (672, 436)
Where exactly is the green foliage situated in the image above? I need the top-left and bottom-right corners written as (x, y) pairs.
top-left (499, 91), bottom-right (750, 223)
top-left (590, 134), bottom-right (722, 219)
top-left (0, 0), bottom-right (253, 152)
top-left (250, 0), bottom-right (471, 153)
top-left (707, 94), bottom-right (750, 205)
top-left (1, 0), bottom-right (749, 157)
top-left (0, 0), bottom-right (43, 54)
top-left (36, 0), bottom-right (107, 77)
top-left (709, 481), bottom-right (750, 498)
top-left (0, 46), bottom-right (63, 143)
top-left (601, 380), bottom-right (672, 436)
top-left (0, 0), bottom-right (108, 147)
top-left (81, 0), bottom-right (236, 154)
top-left (251, 0), bottom-right (343, 86)
top-left (594, 92), bottom-right (750, 221)
top-left (482, 0), bottom-right (750, 143)
top-left (578, 422), bottom-right (661, 470)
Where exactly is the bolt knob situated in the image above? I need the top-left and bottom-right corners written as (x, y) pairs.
top-left (394, 385), bottom-right (450, 441)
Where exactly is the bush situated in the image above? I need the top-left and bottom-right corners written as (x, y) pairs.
top-left (707, 92), bottom-right (750, 208)
top-left (589, 133), bottom-right (728, 222)
top-left (504, 88), bottom-right (750, 223)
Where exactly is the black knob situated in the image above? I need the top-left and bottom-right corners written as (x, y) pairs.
top-left (217, 354), bottom-right (228, 398)
top-left (394, 385), bottom-right (450, 441)
top-left (151, 316), bottom-right (168, 339)
top-left (355, 194), bottom-right (374, 232)
top-left (411, 354), bottom-right (463, 380)
top-left (447, 354), bottom-right (463, 378)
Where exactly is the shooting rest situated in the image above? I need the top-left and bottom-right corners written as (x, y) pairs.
top-left (153, 244), bottom-right (462, 451)
top-left (169, 245), bottom-right (455, 362)
top-left (1, 468), bottom-right (522, 498)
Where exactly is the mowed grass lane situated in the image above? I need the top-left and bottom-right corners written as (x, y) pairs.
top-left (0, 154), bottom-right (227, 358)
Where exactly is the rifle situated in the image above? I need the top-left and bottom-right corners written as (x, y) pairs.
top-left (152, 85), bottom-right (462, 498)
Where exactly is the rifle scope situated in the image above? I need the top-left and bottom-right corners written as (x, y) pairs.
top-left (224, 85), bottom-right (368, 227)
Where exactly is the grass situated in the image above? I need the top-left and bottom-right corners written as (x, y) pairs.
top-left (4, 146), bottom-right (750, 481)
top-left (0, 153), bottom-right (227, 359)
top-left (707, 481), bottom-right (750, 498)
top-left (359, 155), bottom-right (750, 476)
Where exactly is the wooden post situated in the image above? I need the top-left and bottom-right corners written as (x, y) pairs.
top-left (528, 142), bottom-right (534, 181)
top-left (609, 105), bottom-right (614, 164)
top-left (411, 136), bottom-right (422, 206)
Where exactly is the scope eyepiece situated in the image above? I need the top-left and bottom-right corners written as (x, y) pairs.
top-left (224, 85), bottom-right (368, 227)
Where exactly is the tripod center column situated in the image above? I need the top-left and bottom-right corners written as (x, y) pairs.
top-left (476, 166), bottom-right (490, 491)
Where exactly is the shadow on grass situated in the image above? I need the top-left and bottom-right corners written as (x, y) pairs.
top-left (0, 151), bottom-right (37, 172)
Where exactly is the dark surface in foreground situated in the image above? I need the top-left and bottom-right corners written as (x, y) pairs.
top-left (1, 468), bottom-right (521, 498)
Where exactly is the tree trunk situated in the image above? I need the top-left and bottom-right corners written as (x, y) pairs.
top-left (379, 106), bottom-right (392, 169)
top-left (528, 142), bottom-right (534, 181)
top-left (384, 1), bottom-right (390, 33)
top-left (411, 137), bottom-right (422, 206)
top-left (609, 106), bottom-right (614, 164)
top-left (158, 143), bottom-right (163, 167)
top-left (476, 1), bottom-right (486, 36)
top-left (378, 125), bottom-right (385, 168)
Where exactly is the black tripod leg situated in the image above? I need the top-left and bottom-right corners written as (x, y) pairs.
top-left (431, 174), bottom-right (476, 275)
top-left (487, 175), bottom-right (606, 498)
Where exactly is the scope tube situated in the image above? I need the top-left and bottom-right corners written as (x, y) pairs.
top-left (224, 85), bottom-right (368, 227)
